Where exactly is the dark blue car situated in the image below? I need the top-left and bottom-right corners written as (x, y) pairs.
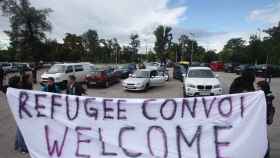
top-left (118, 64), bottom-right (137, 78)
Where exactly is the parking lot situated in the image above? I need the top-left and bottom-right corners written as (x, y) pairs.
top-left (0, 70), bottom-right (280, 157)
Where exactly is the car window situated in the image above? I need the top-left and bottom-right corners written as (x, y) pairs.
top-left (66, 66), bottom-right (73, 73)
top-left (133, 71), bottom-right (150, 78)
top-left (48, 65), bottom-right (66, 73)
top-left (188, 69), bottom-right (214, 78)
top-left (74, 65), bottom-right (84, 72)
top-left (150, 70), bottom-right (158, 77)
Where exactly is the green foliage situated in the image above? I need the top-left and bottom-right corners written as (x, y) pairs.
top-left (154, 25), bottom-right (173, 62)
top-left (1, 0), bottom-right (52, 61)
top-left (219, 22), bottom-right (280, 64)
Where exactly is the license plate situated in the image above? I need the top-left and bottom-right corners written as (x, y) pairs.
top-left (90, 82), bottom-right (96, 85)
top-left (200, 92), bottom-right (210, 96)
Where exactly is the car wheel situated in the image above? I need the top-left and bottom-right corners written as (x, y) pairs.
top-left (105, 81), bottom-right (110, 88)
top-left (86, 82), bottom-right (91, 88)
top-left (144, 84), bottom-right (149, 92)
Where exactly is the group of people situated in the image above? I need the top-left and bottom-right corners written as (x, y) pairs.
top-left (229, 69), bottom-right (275, 158)
top-left (0, 66), bottom-right (276, 157)
top-left (0, 72), bottom-right (86, 154)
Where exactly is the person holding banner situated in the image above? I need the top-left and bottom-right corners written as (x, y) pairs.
top-left (257, 80), bottom-right (275, 158)
top-left (41, 77), bottom-right (60, 93)
top-left (229, 69), bottom-right (256, 94)
top-left (22, 74), bottom-right (33, 90)
top-left (66, 75), bottom-right (86, 96)
top-left (3, 76), bottom-right (29, 154)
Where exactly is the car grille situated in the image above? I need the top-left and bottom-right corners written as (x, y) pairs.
top-left (197, 85), bottom-right (212, 90)
top-left (127, 84), bottom-right (135, 86)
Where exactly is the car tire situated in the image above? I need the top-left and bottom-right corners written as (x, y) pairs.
top-left (104, 81), bottom-right (110, 88)
top-left (144, 84), bottom-right (149, 92)
top-left (86, 82), bottom-right (91, 88)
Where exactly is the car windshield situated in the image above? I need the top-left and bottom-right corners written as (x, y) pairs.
top-left (48, 65), bottom-right (65, 73)
top-left (133, 71), bottom-right (150, 78)
top-left (188, 69), bottom-right (214, 78)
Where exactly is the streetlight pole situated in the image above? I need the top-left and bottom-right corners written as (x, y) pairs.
top-left (189, 33), bottom-right (195, 65)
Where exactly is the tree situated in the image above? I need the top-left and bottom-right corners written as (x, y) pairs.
top-left (221, 38), bottom-right (247, 63)
top-left (129, 34), bottom-right (140, 62)
top-left (1, 0), bottom-right (52, 61)
top-left (63, 33), bottom-right (85, 61)
top-left (154, 25), bottom-right (173, 64)
top-left (82, 29), bottom-right (98, 61)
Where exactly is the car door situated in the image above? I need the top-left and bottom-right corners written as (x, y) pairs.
top-left (74, 65), bottom-right (84, 82)
top-left (65, 66), bottom-right (74, 80)
top-left (149, 70), bottom-right (165, 86)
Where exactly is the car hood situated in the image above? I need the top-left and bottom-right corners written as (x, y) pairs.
top-left (184, 77), bottom-right (220, 85)
top-left (41, 72), bottom-right (63, 78)
top-left (124, 77), bottom-right (148, 84)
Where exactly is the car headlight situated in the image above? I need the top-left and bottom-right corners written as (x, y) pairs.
top-left (214, 84), bottom-right (220, 88)
top-left (187, 84), bottom-right (196, 88)
top-left (136, 83), bottom-right (142, 86)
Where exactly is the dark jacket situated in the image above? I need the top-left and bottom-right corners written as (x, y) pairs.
top-left (0, 67), bottom-right (4, 79)
top-left (266, 92), bottom-right (275, 125)
top-left (66, 82), bottom-right (86, 96)
top-left (41, 84), bottom-right (60, 93)
top-left (229, 76), bottom-right (255, 94)
top-left (21, 82), bottom-right (33, 90)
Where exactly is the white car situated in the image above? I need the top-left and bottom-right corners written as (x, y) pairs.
top-left (41, 63), bottom-right (95, 86)
top-left (144, 62), bottom-right (161, 70)
top-left (183, 67), bottom-right (223, 97)
top-left (122, 69), bottom-right (165, 91)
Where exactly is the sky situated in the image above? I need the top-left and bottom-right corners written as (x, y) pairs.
top-left (0, 0), bottom-right (280, 52)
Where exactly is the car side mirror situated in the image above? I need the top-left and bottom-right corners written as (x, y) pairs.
top-left (129, 74), bottom-right (132, 77)
top-left (182, 74), bottom-right (186, 77)
top-left (215, 74), bottom-right (219, 78)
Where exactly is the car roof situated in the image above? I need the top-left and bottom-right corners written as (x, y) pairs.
top-left (188, 66), bottom-right (211, 70)
top-left (136, 69), bottom-right (152, 72)
top-left (54, 63), bottom-right (90, 66)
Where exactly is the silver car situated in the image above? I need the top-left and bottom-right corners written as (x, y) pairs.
top-left (122, 69), bottom-right (166, 91)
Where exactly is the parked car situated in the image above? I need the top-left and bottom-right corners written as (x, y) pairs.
top-left (41, 63), bottom-right (94, 87)
top-left (122, 69), bottom-right (166, 91)
top-left (16, 63), bottom-right (32, 72)
top-left (144, 62), bottom-right (161, 70)
top-left (183, 67), bottom-right (223, 97)
top-left (118, 64), bottom-right (137, 78)
top-left (224, 63), bottom-right (239, 73)
top-left (86, 66), bottom-right (121, 88)
top-left (191, 61), bottom-right (201, 66)
top-left (200, 63), bottom-right (209, 67)
top-left (1, 63), bottom-right (17, 73)
top-left (173, 63), bottom-right (189, 81)
top-left (255, 64), bottom-right (280, 77)
top-left (210, 61), bottom-right (224, 71)
top-left (234, 64), bottom-right (255, 75)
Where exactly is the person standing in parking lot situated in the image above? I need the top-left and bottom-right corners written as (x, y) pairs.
top-left (229, 69), bottom-right (256, 94)
top-left (0, 66), bottom-right (4, 90)
top-left (41, 77), bottom-right (60, 93)
top-left (66, 75), bottom-right (86, 96)
top-left (32, 64), bottom-right (38, 84)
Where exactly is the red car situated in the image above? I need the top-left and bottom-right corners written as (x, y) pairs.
top-left (210, 61), bottom-right (224, 71)
top-left (85, 67), bottom-right (121, 88)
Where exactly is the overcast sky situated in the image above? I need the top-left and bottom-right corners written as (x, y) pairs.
top-left (0, 0), bottom-right (280, 52)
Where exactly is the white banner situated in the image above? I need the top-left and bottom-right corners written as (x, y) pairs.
top-left (6, 88), bottom-right (268, 158)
